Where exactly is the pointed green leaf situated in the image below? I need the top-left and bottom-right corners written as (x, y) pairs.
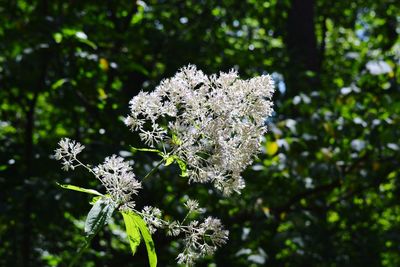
top-left (131, 212), bottom-right (157, 267)
top-left (84, 198), bottom-right (115, 237)
top-left (79, 39), bottom-right (97, 50)
top-left (130, 146), bottom-right (161, 153)
top-left (51, 78), bottom-right (68, 90)
top-left (89, 195), bottom-right (102, 205)
top-left (57, 183), bottom-right (103, 196)
top-left (171, 134), bottom-right (182, 146)
top-left (164, 155), bottom-right (175, 166)
top-left (121, 211), bottom-right (142, 255)
top-left (175, 158), bottom-right (188, 177)
top-left (130, 63), bottom-right (149, 76)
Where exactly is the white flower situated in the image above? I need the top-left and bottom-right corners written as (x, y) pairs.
top-left (184, 199), bottom-right (199, 212)
top-left (177, 216), bottom-right (229, 266)
top-left (141, 206), bottom-right (163, 233)
top-left (54, 138), bottom-right (85, 171)
top-left (94, 155), bottom-right (142, 204)
top-left (166, 221), bottom-right (181, 236)
top-left (184, 199), bottom-right (205, 214)
top-left (125, 65), bottom-right (275, 195)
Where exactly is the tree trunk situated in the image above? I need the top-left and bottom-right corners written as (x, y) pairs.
top-left (284, 0), bottom-right (320, 96)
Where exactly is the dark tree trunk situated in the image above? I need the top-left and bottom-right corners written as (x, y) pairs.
top-left (284, 0), bottom-right (320, 96)
top-left (22, 96), bottom-right (37, 267)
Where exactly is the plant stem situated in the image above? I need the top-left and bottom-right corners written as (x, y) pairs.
top-left (143, 159), bottom-right (165, 180)
top-left (68, 234), bottom-right (95, 267)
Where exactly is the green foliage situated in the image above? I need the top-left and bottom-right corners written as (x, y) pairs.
top-left (129, 212), bottom-right (158, 267)
top-left (163, 155), bottom-right (188, 177)
top-left (130, 147), bottom-right (162, 154)
top-left (84, 198), bottom-right (115, 237)
top-left (121, 211), bottom-right (157, 267)
top-left (175, 157), bottom-right (189, 178)
top-left (57, 183), bottom-right (103, 196)
top-left (121, 212), bottom-right (142, 256)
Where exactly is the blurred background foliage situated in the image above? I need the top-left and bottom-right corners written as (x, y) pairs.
top-left (0, 0), bottom-right (399, 266)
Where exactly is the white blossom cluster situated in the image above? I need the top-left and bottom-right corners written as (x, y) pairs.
top-left (93, 155), bottom-right (142, 204)
top-left (55, 66), bottom-right (273, 265)
top-left (54, 138), bottom-right (85, 171)
top-left (125, 65), bottom-right (274, 195)
top-left (141, 206), bottom-right (163, 234)
top-left (54, 138), bottom-right (142, 206)
top-left (138, 199), bottom-right (228, 266)
top-left (176, 217), bottom-right (228, 266)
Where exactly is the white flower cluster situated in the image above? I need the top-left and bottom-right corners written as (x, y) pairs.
top-left (54, 138), bottom-right (85, 171)
top-left (54, 138), bottom-right (141, 206)
top-left (55, 66), bottom-right (273, 265)
top-left (139, 199), bottom-right (228, 266)
top-left (176, 217), bottom-right (228, 266)
top-left (125, 65), bottom-right (274, 195)
top-left (141, 206), bottom-right (163, 234)
top-left (94, 155), bottom-right (142, 204)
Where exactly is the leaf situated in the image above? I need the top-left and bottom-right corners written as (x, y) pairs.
top-left (121, 211), bottom-right (142, 256)
top-left (52, 78), bottom-right (68, 90)
top-left (57, 183), bottom-right (103, 196)
top-left (129, 62), bottom-right (149, 76)
top-left (78, 38), bottom-right (97, 50)
top-left (53, 32), bottom-right (63, 43)
top-left (89, 195), bottom-right (102, 205)
top-left (99, 58), bottom-right (109, 72)
top-left (130, 146), bottom-right (161, 154)
top-left (171, 134), bottom-right (182, 146)
top-left (131, 212), bottom-right (157, 267)
top-left (175, 158), bottom-right (188, 177)
top-left (266, 141), bottom-right (279, 156)
top-left (164, 155), bottom-right (175, 166)
top-left (84, 198), bottom-right (115, 237)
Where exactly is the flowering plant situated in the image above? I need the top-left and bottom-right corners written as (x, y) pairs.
top-left (55, 65), bottom-right (274, 266)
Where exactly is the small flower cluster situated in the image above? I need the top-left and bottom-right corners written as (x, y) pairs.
top-left (54, 138), bottom-right (85, 171)
top-left (138, 199), bottom-right (229, 266)
top-left (176, 217), bottom-right (229, 265)
top-left (125, 65), bottom-right (274, 195)
top-left (93, 155), bottom-right (142, 204)
top-left (141, 206), bottom-right (163, 234)
top-left (54, 138), bottom-right (141, 206)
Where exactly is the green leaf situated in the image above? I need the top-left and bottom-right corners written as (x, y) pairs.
top-left (164, 155), bottom-right (175, 166)
top-left (121, 211), bottom-right (142, 256)
top-left (89, 195), bottom-right (102, 205)
top-left (51, 78), bottom-right (68, 90)
top-left (78, 38), bottom-right (97, 50)
top-left (130, 63), bottom-right (149, 76)
top-left (175, 158), bottom-right (188, 177)
top-left (171, 134), bottom-right (182, 146)
top-left (57, 183), bottom-right (103, 196)
top-left (53, 32), bottom-right (63, 43)
top-left (131, 212), bottom-right (157, 267)
top-left (84, 198), bottom-right (115, 237)
top-left (130, 146), bottom-right (161, 154)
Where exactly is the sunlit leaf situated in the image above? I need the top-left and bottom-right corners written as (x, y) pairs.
top-left (164, 155), bottom-right (175, 166)
top-left (130, 147), bottom-right (162, 154)
top-left (130, 212), bottom-right (157, 267)
top-left (84, 198), bottom-right (115, 237)
top-left (266, 141), bottom-right (278, 156)
top-left (175, 157), bottom-right (188, 177)
top-left (121, 211), bottom-right (142, 256)
top-left (57, 183), bottom-right (103, 196)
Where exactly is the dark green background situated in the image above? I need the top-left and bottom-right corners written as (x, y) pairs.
top-left (0, 0), bottom-right (399, 266)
